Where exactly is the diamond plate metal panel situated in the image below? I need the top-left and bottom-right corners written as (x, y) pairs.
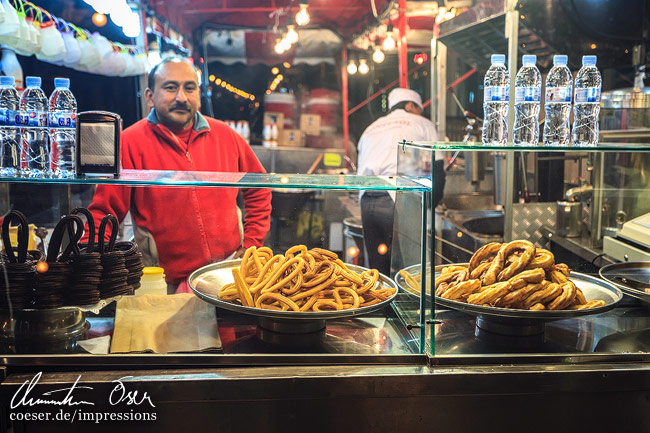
top-left (512, 203), bottom-right (557, 246)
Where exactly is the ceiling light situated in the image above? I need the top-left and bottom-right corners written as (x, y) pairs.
top-left (372, 44), bottom-right (385, 63)
top-left (296, 0), bottom-right (310, 26)
top-left (382, 24), bottom-right (395, 50)
top-left (92, 12), bottom-right (107, 27)
top-left (274, 38), bottom-right (285, 54)
top-left (347, 60), bottom-right (357, 75)
top-left (358, 59), bottom-right (369, 74)
top-left (286, 25), bottom-right (299, 44)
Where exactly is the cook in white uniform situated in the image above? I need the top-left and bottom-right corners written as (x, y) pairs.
top-left (357, 88), bottom-right (445, 275)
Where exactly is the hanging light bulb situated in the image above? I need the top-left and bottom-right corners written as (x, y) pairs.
top-left (274, 38), bottom-right (286, 54)
top-left (295, 0), bottom-right (310, 26)
top-left (279, 37), bottom-right (292, 52)
top-left (382, 23), bottom-right (396, 50)
top-left (286, 16), bottom-right (299, 44)
top-left (372, 42), bottom-right (385, 63)
top-left (286, 25), bottom-right (299, 44)
top-left (358, 59), bottom-right (369, 74)
top-left (347, 60), bottom-right (357, 75)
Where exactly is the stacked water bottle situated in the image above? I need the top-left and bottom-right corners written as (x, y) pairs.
top-left (482, 54), bottom-right (602, 147)
top-left (0, 76), bottom-right (77, 178)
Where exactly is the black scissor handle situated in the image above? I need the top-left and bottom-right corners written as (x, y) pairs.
top-left (98, 214), bottom-right (119, 254)
top-left (1, 210), bottom-right (29, 264)
top-left (47, 215), bottom-right (84, 263)
top-left (71, 207), bottom-right (96, 254)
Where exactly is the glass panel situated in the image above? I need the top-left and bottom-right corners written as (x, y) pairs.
top-left (401, 140), bottom-right (650, 152)
top-left (399, 143), bottom-right (650, 357)
top-left (0, 170), bottom-right (428, 191)
top-left (0, 184), bottom-right (424, 356)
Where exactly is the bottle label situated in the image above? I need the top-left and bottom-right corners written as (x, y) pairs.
top-left (484, 86), bottom-right (509, 102)
top-left (575, 87), bottom-right (601, 103)
top-left (0, 109), bottom-right (20, 126)
top-left (546, 86), bottom-right (571, 102)
top-left (22, 110), bottom-right (47, 127)
top-left (515, 86), bottom-right (541, 103)
top-left (48, 112), bottom-right (76, 128)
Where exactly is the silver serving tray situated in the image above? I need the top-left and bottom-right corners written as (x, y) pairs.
top-left (599, 262), bottom-right (650, 305)
top-left (188, 259), bottom-right (398, 320)
top-left (433, 264), bottom-right (622, 320)
top-left (395, 263), bottom-right (431, 300)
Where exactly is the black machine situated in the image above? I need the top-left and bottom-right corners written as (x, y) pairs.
top-left (75, 111), bottom-right (122, 177)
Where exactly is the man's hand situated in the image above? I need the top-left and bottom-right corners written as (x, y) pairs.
top-left (233, 246), bottom-right (247, 259)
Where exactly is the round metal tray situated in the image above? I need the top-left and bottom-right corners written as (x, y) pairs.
top-left (434, 264), bottom-right (622, 321)
top-left (599, 262), bottom-right (650, 305)
top-left (188, 259), bottom-right (398, 320)
top-left (394, 263), bottom-right (431, 300)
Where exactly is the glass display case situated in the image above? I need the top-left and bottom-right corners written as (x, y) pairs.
top-left (1, 149), bottom-right (650, 432)
top-left (0, 170), bottom-right (431, 359)
top-left (399, 141), bottom-right (650, 360)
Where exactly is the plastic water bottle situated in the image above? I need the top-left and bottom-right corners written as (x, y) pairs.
top-left (543, 55), bottom-right (572, 146)
top-left (513, 55), bottom-right (541, 146)
top-left (572, 55), bottom-right (602, 146)
top-left (48, 77), bottom-right (77, 177)
top-left (19, 76), bottom-right (49, 177)
top-left (482, 54), bottom-right (509, 146)
top-left (0, 75), bottom-right (21, 176)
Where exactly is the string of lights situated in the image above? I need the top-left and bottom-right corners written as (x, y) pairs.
top-left (208, 75), bottom-right (255, 100)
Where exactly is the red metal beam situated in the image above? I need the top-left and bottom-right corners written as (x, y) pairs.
top-left (398, 0), bottom-right (408, 88)
top-left (446, 68), bottom-right (477, 91)
top-left (347, 61), bottom-right (428, 115)
top-left (342, 45), bottom-right (350, 161)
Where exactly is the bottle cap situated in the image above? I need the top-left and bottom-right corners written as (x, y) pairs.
top-left (522, 55), bottom-right (537, 65)
top-left (54, 77), bottom-right (70, 88)
top-left (25, 76), bottom-right (41, 88)
top-left (553, 55), bottom-right (568, 66)
top-left (491, 54), bottom-right (506, 65)
top-left (0, 76), bottom-right (15, 86)
top-left (143, 266), bottom-right (165, 275)
top-left (582, 55), bottom-right (597, 66)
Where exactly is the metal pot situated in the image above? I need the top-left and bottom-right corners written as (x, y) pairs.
top-left (556, 201), bottom-right (582, 238)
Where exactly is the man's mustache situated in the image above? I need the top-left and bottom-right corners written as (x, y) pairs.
top-left (170, 104), bottom-right (190, 111)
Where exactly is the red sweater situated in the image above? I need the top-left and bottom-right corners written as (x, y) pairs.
top-left (86, 110), bottom-right (271, 285)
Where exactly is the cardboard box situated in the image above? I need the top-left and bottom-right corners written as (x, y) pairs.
top-left (263, 112), bottom-right (284, 132)
top-left (279, 129), bottom-right (304, 147)
top-left (300, 114), bottom-right (321, 135)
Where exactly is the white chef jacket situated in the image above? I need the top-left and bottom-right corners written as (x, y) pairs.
top-left (357, 109), bottom-right (443, 199)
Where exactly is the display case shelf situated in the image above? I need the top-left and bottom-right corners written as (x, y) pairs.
top-left (0, 170), bottom-right (430, 190)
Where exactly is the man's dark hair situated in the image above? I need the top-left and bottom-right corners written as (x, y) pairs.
top-left (390, 101), bottom-right (410, 112)
top-left (147, 56), bottom-right (198, 91)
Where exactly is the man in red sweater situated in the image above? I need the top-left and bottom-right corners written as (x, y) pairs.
top-left (86, 56), bottom-right (271, 290)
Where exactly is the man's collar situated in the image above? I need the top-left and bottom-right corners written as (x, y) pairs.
top-left (147, 109), bottom-right (210, 133)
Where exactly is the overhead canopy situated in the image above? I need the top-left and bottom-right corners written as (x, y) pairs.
top-left (148, 0), bottom-right (392, 40)
top-left (204, 28), bottom-right (342, 66)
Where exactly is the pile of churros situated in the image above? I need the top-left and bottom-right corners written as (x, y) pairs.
top-left (398, 269), bottom-right (431, 297)
top-left (218, 245), bottom-right (397, 312)
top-left (433, 240), bottom-right (606, 311)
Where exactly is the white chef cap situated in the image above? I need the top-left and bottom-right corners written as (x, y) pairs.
top-left (388, 88), bottom-right (423, 110)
